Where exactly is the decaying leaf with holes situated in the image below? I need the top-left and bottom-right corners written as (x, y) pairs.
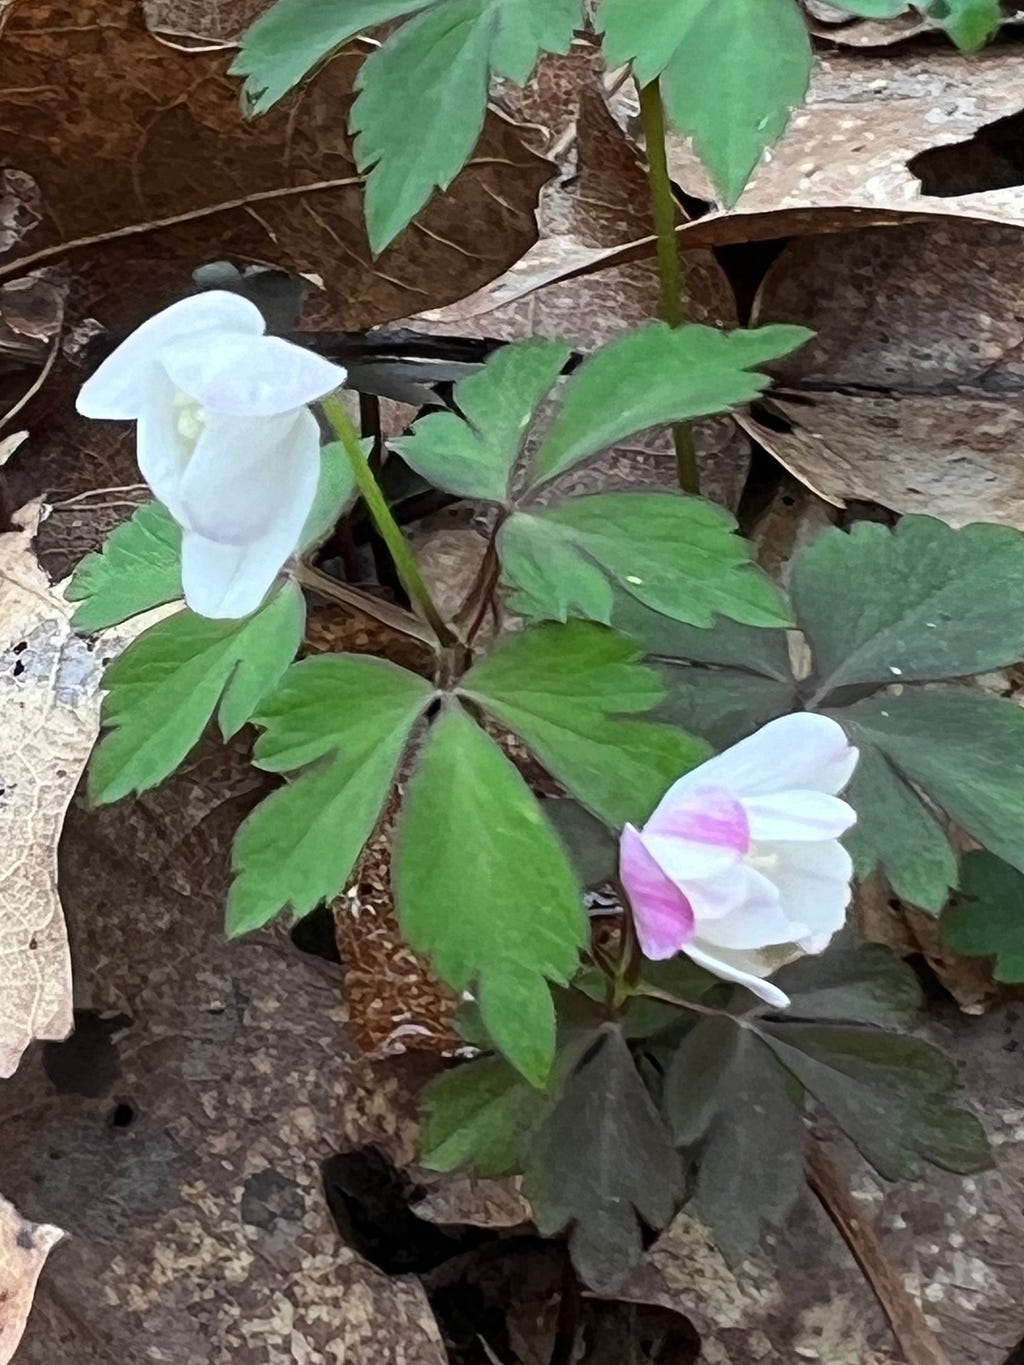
top-left (0, 1196), bottom-right (63, 1365)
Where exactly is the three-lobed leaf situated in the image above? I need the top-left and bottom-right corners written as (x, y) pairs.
top-left (942, 851), bottom-right (1024, 982)
top-left (393, 704), bottom-right (588, 1085)
top-left (67, 502), bottom-right (182, 632)
top-left (90, 583), bottom-right (304, 804)
top-left (420, 1055), bottom-right (548, 1176)
top-left (226, 655), bottom-right (433, 936)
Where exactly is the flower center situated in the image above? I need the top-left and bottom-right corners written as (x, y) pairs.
top-left (173, 388), bottom-right (208, 450)
top-left (745, 844), bottom-right (780, 877)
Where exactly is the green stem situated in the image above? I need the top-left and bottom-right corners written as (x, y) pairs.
top-left (638, 79), bottom-right (700, 496)
top-left (321, 392), bottom-right (457, 646)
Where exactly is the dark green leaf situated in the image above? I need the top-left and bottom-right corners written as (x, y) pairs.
top-left (461, 620), bottom-right (708, 825)
top-left (542, 798), bottom-right (618, 889)
top-left (530, 323), bottom-right (812, 486)
top-left (842, 743), bottom-right (957, 912)
top-left (353, 0), bottom-right (583, 251)
top-left (231, 0), bottom-right (435, 116)
top-left (90, 584), bottom-right (304, 804)
top-left (420, 1056), bottom-right (548, 1176)
top-left (664, 1017), bottom-right (805, 1262)
top-left (771, 938), bottom-right (922, 1028)
top-left (942, 850), bottom-right (1024, 982)
top-left (613, 594), bottom-right (794, 676)
top-left (839, 691), bottom-right (1024, 878)
top-left (67, 503), bottom-right (182, 632)
top-left (525, 1024), bottom-right (683, 1292)
top-left (394, 704), bottom-right (588, 1085)
top-left (500, 494), bottom-right (790, 631)
top-left (760, 1023), bottom-right (991, 1179)
top-left (226, 655), bottom-right (433, 935)
top-left (794, 518), bottom-right (1024, 696)
top-left (391, 340), bottom-right (572, 501)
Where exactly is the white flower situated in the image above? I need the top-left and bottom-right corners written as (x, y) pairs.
top-left (76, 292), bottom-right (347, 619)
top-left (620, 713), bottom-right (859, 1008)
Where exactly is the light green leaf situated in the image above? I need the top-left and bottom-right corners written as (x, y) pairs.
top-left (299, 440), bottom-right (359, 552)
top-left (230, 0), bottom-right (435, 116)
top-left (601, 0), bottom-right (811, 204)
top-left (421, 1056), bottom-right (548, 1176)
top-left (393, 704), bottom-right (588, 1084)
top-left (525, 1023), bottom-right (683, 1292)
top-left (760, 1023), bottom-right (990, 1179)
top-left (462, 621), bottom-right (707, 826)
top-left (226, 655), bottom-right (433, 936)
top-left (500, 493), bottom-right (790, 632)
top-left (942, 851), bottom-right (1024, 982)
top-left (794, 518), bottom-right (1024, 697)
top-left (839, 691), bottom-right (1024, 879)
top-left (67, 503), bottom-right (182, 632)
top-left (353, 0), bottom-right (582, 252)
top-left (391, 340), bottom-right (572, 501)
top-left (925, 0), bottom-right (1001, 49)
top-left (90, 584), bottom-right (304, 805)
top-left (842, 743), bottom-right (957, 912)
top-left (531, 323), bottom-right (812, 486)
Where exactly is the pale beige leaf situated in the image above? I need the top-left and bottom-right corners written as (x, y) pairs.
top-left (0, 1195), bottom-right (63, 1364)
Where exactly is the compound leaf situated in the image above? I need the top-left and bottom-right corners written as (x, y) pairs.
top-left (942, 850), bottom-right (1024, 982)
top-left (67, 502), bottom-right (182, 632)
top-left (420, 1056), bottom-right (548, 1176)
top-left (770, 938), bottom-right (922, 1029)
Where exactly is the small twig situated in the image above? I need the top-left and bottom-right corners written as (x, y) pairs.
top-left (806, 1140), bottom-right (954, 1365)
top-left (295, 563), bottom-right (437, 646)
top-left (456, 526), bottom-right (503, 644)
top-left (51, 483), bottom-right (147, 507)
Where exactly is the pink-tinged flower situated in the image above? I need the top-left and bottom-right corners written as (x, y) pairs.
top-left (620, 713), bottom-right (858, 1008)
top-left (77, 292), bottom-right (347, 619)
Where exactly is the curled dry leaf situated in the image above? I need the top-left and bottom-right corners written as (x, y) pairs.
top-left (0, 1196), bottom-right (63, 1365)
top-left (744, 217), bottom-right (1024, 526)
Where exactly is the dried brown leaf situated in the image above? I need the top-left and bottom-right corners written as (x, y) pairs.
top-left (0, 1196), bottom-right (63, 1365)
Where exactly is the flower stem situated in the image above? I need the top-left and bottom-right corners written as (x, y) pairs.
top-left (321, 392), bottom-right (457, 647)
top-left (637, 78), bottom-right (700, 496)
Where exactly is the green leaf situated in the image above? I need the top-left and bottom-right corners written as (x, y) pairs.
top-left (925, 0), bottom-right (1001, 49)
top-left (821, 0), bottom-right (907, 14)
top-left (838, 691), bottom-right (1024, 879)
top-left (663, 1018), bottom-right (805, 1262)
top-left (524, 1023), bottom-right (683, 1292)
top-left (90, 584), bottom-right (304, 804)
top-left (461, 621), bottom-right (708, 826)
top-left (842, 743), bottom-right (957, 912)
top-left (230, 0), bottom-right (435, 116)
top-left (760, 1023), bottom-right (990, 1179)
top-left (393, 705), bottom-right (588, 1085)
top-left (226, 655), bottom-right (433, 935)
top-left (794, 518), bottom-right (1024, 697)
top-left (353, 0), bottom-right (583, 252)
top-left (770, 939), bottom-right (923, 1029)
top-left (420, 1056), bottom-right (548, 1176)
top-left (391, 340), bottom-right (572, 502)
top-left (542, 799), bottom-right (618, 889)
top-left (67, 503), bottom-right (182, 632)
top-left (299, 440), bottom-right (359, 552)
top-left (500, 494), bottom-right (790, 634)
top-left (531, 323), bottom-right (812, 486)
top-left (942, 851), bottom-right (1024, 982)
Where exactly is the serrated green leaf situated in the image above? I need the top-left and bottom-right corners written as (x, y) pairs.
top-left (841, 743), bottom-right (957, 912)
top-left (525, 1023), bottom-right (683, 1292)
top-left (299, 440), bottom-right (359, 552)
top-left (394, 705), bottom-right (587, 1085)
top-left (353, 0), bottom-right (582, 252)
top-left (461, 621), bottom-right (708, 826)
top-left (231, 0), bottom-right (435, 116)
top-left (226, 655), bottom-right (433, 935)
top-left (421, 1056), bottom-right (548, 1176)
top-left (391, 340), bottom-right (572, 501)
top-left (663, 1017), bottom-right (805, 1262)
top-left (500, 494), bottom-right (790, 637)
top-left (839, 691), bottom-right (1024, 879)
top-left (67, 503), bottom-right (182, 632)
top-left (942, 851), bottom-right (1024, 982)
top-left (760, 1023), bottom-right (990, 1179)
top-left (612, 594), bottom-right (794, 676)
top-left (531, 323), bottom-right (812, 486)
top-left (771, 939), bottom-right (923, 1028)
top-left (90, 584), bottom-right (304, 804)
top-left (795, 518), bottom-right (1024, 697)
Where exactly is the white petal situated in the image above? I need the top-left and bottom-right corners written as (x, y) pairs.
top-left (663, 713), bottom-right (858, 803)
top-left (683, 942), bottom-right (791, 1008)
top-left (642, 831), bottom-right (744, 884)
top-left (160, 332), bottom-right (346, 417)
top-left (137, 370), bottom-right (192, 519)
top-left (695, 875), bottom-right (801, 949)
top-left (767, 840), bottom-right (854, 953)
top-left (744, 790), bottom-right (856, 842)
top-left (181, 527), bottom-right (292, 619)
top-left (686, 862), bottom-right (781, 923)
top-left (77, 291), bottom-right (264, 420)
top-left (178, 408), bottom-right (321, 546)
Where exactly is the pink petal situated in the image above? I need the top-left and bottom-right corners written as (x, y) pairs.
top-left (620, 824), bottom-right (695, 960)
top-left (646, 784), bottom-right (750, 852)
top-left (743, 790), bottom-right (856, 842)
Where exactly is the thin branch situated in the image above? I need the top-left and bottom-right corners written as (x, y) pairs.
top-left (294, 564), bottom-right (436, 645)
